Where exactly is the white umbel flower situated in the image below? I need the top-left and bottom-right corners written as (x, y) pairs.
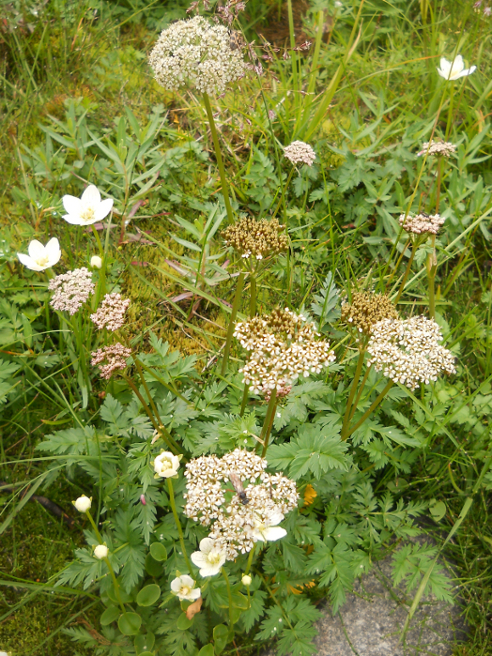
top-left (17, 238), bottom-right (61, 271)
top-left (153, 451), bottom-right (180, 478)
top-left (62, 185), bottom-right (113, 226)
top-left (170, 575), bottom-right (201, 601)
top-left (437, 55), bottom-right (476, 80)
top-left (250, 511), bottom-right (287, 542)
top-left (191, 538), bottom-right (226, 577)
top-left (94, 544), bottom-right (109, 559)
top-left (149, 16), bottom-right (247, 95)
top-left (284, 141), bottom-right (316, 166)
top-left (73, 495), bottom-right (91, 512)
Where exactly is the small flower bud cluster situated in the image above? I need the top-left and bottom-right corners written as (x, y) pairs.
top-left (234, 309), bottom-right (335, 395)
top-left (222, 216), bottom-right (288, 260)
top-left (149, 16), bottom-right (248, 95)
top-left (184, 449), bottom-right (298, 560)
top-left (284, 141), bottom-right (316, 166)
top-left (417, 140), bottom-right (456, 157)
top-left (90, 293), bottom-right (130, 331)
top-left (474, 1), bottom-right (491, 16)
top-left (91, 343), bottom-right (132, 379)
top-left (367, 316), bottom-right (456, 390)
top-left (399, 212), bottom-right (445, 236)
top-left (48, 267), bottom-right (94, 315)
top-left (341, 292), bottom-right (398, 335)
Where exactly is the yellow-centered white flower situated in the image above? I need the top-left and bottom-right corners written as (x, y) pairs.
top-left (153, 451), bottom-right (180, 478)
top-left (437, 55), bottom-right (476, 80)
top-left (250, 510), bottom-right (287, 542)
top-left (94, 544), bottom-right (109, 559)
top-left (62, 185), bottom-right (113, 226)
top-left (73, 495), bottom-right (91, 512)
top-left (17, 238), bottom-right (61, 271)
top-left (170, 575), bottom-right (201, 601)
top-left (191, 538), bottom-right (226, 577)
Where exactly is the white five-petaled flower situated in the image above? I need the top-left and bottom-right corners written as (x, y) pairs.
top-left (94, 544), bottom-right (109, 560)
top-left (17, 238), bottom-right (61, 271)
top-left (62, 185), bottom-right (113, 226)
top-left (437, 55), bottom-right (476, 81)
top-left (170, 575), bottom-right (201, 601)
top-left (191, 538), bottom-right (226, 577)
top-left (250, 510), bottom-right (287, 542)
top-left (153, 451), bottom-right (180, 479)
top-left (73, 495), bottom-right (91, 512)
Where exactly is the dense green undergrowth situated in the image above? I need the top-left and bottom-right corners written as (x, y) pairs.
top-left (1, 0), bottom-right (492, 654)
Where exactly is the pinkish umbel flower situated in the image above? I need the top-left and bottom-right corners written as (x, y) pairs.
top-left (284, 141), bottom-right (316, 167)
top-left (48, 267), bottom-right (95, 315)
top-left (90, 293), bottom-right (130, 331)
top-left (91, 343), bottom-right (132, 379)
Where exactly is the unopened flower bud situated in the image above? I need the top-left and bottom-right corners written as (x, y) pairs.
top-left (94, 544), bottom-right (109, 559)
top-left (73, 495), bottom-right (91, 512)
top-left (242, 574), bottom-right (252, 586)
top-left (91, 255), bottom-right (103, 269)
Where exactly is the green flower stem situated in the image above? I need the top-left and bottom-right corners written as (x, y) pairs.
top-left (239, 384), bottom-right (249, 417)
top-left (122, 374), bottom-right (179, 455)
top-left (249, 272), bottom-right (257, 318)
top-left (348, 363), bottom-right (373, 423)
top-left (341, 347), bottom-right (366, 439)
top-left (343, 380), bottom-right (394, 441)
top-left (260, 389), bottom-right (277, 458)
top-left (104, 557), bottom-right (127, 617)
top-left (393, 241), bottom-right (417, 305)
top-left (167, 478), bottom-right (194, 577)
top-left (385, 238), bottom-right (411, 291)
top-left (427, 236), bottom-right (437, 319)
top-left (202, 92), bottom-right (234, 225)
top-left (244, 544), bottom-right (256, 576)
top-left (435, 158), bottom-right (442, 214)
top-left (221, 271), bottom-right (245, 375)
top-left (221, 567), bottom-right (235, 640)
top-left (85, 511), bottom-right (127, 616)
top-left (134, 357), bottom-right (188, 402)
top-left (91, 225), bottom-right (104, 258)
top-left (270, 169), bottom-right (294, 221)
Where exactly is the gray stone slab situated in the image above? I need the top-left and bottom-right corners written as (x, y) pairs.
top-left (267, 540), bottom-right (467, 656)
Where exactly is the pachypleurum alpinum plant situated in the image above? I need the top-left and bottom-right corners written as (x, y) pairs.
top-left (12, 4), bottom-right (492, 656)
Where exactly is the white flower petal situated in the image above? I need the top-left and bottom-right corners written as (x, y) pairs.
top-left (189, 587), bottom-right (201, 600)
top-left (262, 526), bottom-right (287, 541)
top-left (62, 213), bottom-right (84, 225)
top-left (17, 253), bottom-right (41, 271)
top-left (45, 237), bottom-right (61, 263)
top-left (199, 538), bottom-right (215, 554)
top-left (62, 194), bottom-right (82, 216)
top-left (82, 184), bottom-right (101, 206)
top-left (28, 240), bottom-right (45, 260)
top-left (191, 551), bottom-right (208, 568)
top-left (95, 198), bottom-right (113, 221)
top-left (180, 575), bottom-right (195, 588)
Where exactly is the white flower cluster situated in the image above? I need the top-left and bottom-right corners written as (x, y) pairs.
top-left (417, 140), bottom-right (456, 158)
top-left (49, 267), bottom-right (95, 315)
top-left (91, 343), bottom-right (132, 379)
top-left (398, 212), bottom-right (445, 236)
top-left (148, 16), bottom-right (247, 95)
top-left (90, 292), bottom-right (130, 331)
top-left (234, 309), bottom-right (335, 395)
top-left (184, 449), bottom-right (298, 560)
top-left (283, 141), bottom-right (316, 166)
top-left (367, 316), bottom-right (456, 390)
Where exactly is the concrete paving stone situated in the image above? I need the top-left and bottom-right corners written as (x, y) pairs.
top-left (266, 540), bottom-right (467, 656)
